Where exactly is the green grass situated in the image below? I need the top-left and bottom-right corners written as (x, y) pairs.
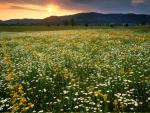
top-left (0, 25), bottom-right (150, 32)
top-left (0, 28), bottom-right (150, 112)
top-left (0, 25), bottom-right (105, 32)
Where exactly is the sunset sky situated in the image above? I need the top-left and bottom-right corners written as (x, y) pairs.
top-left (0, 0), bottom-right (150, 20)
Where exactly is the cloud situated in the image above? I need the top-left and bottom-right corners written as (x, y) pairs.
top-left (132, 0), bottom-right (145, 4)
top-left (0, 0), bottom-right (150, 14)
top-left (50, 0), bottom-right (150, 14)
top-left (9, 5), bottom-right (46, 12)
top-left (0, 0), bottom-right (46, 5)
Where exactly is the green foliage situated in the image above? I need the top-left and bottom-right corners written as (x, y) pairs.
top-left (0, 28), bottom-right (150, 112)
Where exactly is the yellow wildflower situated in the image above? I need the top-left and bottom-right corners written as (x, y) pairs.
top-left (94, 91), bottom-right (100, 96)
top-left (113, 99), bottom-right (118, 105)
top-left (11, 107), bottom-right (19, 112)
top-left (22, 107), bottom-right (28, 112)
top-left (28, 102), bottom-right (34, 108)
top-left (14, 103), bottom-right (19, 107)
top-left (6, 72), bottom-right (16, 80)
top-left (18, 84), bottom-right (23, 90)
top-left (18, 89), bottom-right (24, 94)
top-left (11, 98), bottom-right (17, 104)
top-left (94, 91), bottom-right (108, 101)
top-left (21, 97), bottom-right (27, 103)
top-left (120, 103), bottom-right (127, 109)
top-left (12, 92), bottom-right (19, 98)
top-left (103, 94), bottom-right (108, 101)
top-left (119, 68), bottom-right (125, 75)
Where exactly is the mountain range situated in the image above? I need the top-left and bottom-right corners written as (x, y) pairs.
top-left (0, 12), bottom-right (150, 25)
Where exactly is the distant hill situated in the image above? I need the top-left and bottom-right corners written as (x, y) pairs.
top-left (0, 19), bottom-right (43, 25)
top-left (1, 12), bottom-right (150, 25)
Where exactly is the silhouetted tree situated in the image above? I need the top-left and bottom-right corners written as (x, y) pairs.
top-left (85, 23), bottom-right (89, 27)
top-left (110, 24), bottom-right (114, 28)
top-left (141, 22), bottom-right (146, 26)
top-left (63, 20), bottom-right (69, 26)
top-left (70, 18), bottom-right (76, 26)
top-left (125, 23), bottom-right (129, 27)
top-left (47, 24), bottom-right (51, 26)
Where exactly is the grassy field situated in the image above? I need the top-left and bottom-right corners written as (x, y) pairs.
top-left (0, 25), bottom-right (150, 32)
top-left (0, 27), bottom-right (150, 112)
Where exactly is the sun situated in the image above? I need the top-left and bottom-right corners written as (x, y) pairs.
top-left (47, 7), bottom-right (53, 12)
top-left (47, 5), bottom-right (59, 12)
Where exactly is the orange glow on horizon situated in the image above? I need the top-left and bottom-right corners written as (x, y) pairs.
top-left (0, 3), bottom-right (81, 20)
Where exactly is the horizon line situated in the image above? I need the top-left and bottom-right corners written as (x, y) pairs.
top-left (1, 12), bottom-right (150, 21)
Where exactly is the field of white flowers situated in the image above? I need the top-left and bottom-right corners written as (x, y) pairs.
top-left (0, 29), bottom-right (150, 112)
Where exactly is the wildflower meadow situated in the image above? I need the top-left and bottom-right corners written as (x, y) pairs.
top-left (0, 28), bottom-right (150, 112)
